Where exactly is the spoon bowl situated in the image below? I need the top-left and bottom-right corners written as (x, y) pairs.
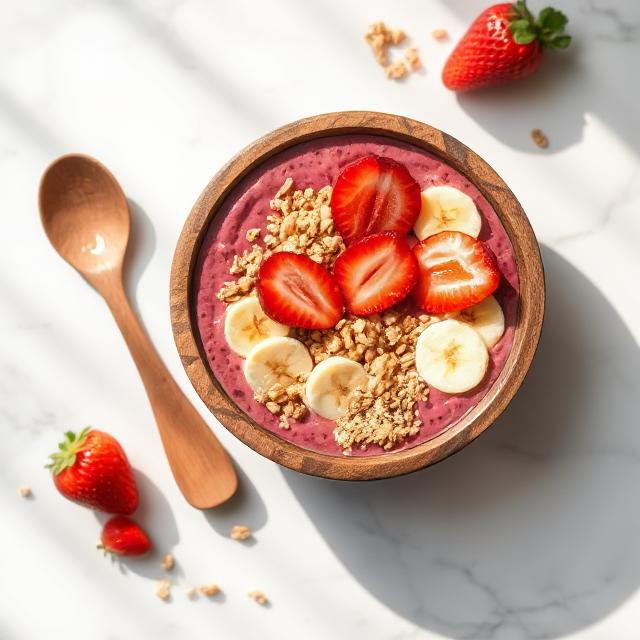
top-left (39, 154), bottom-right (237, 508)
top-left (39, 155), bottom-right (129, 276)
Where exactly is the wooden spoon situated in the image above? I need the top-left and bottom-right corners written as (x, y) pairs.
top-left (39, 154), bottom-right (237, 509)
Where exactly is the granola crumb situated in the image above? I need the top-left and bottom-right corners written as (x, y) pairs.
top-left (161, 553), bottom-right (175, 571)
top-left (385, 61), bottom-right (408, 80)
top-left (186, 587), bottom-right (198, 599)
top-left (156, 579), bottom-right (171, 601)
top-left (365, 22), bottom-right (410, 73)
top-left (248, 590), bottom-right (268, 606)
top-left (199, 584), bottom-right (221, 597)
top-left (432, 28), bottom-right (449, 40)
top-left (19, 486), bottom-right (32, 498)
top-left (230, 524), bottom-right (252, 541)
top-left (404, 47), bottom-right (421, 70)
top-left (531, 128), bottom-right (549, 149)
top-left (390, 29), bottom-right (406, 45)
top-left (246, 228), bottom-right (261, 242)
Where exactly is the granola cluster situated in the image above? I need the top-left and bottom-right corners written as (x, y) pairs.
top-left (335, 354), bottom-right (428, 451)
top-left (216, 179), bottom-right (434, 451)
top-left (253, 374), bottom-right (308, 430)
top-left (364, 22), bottom-right (422, 81)
top-left (216, 179), bottom-right (344, 304)
top-left (295, 311), bottom-right (431, 450)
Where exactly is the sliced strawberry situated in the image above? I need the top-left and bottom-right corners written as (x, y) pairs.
top-left (257, 252), bottom-right (343, 329)
top-left (413, 231), bottom-right (500, 313)
top-left (333, 232), bottom-right (418, 316)
top-left (330, 155), bottom-right (421, 245)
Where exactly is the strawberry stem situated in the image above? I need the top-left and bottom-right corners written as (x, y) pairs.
top-left (46, 427), bottom-right (92, 475)
top-left (509, 1), bottom-right (571, 49)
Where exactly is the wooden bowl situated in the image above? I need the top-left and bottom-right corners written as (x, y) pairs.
top-left (170, 111), bottom-right (544, 480)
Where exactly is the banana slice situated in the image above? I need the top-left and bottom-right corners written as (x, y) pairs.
top-left (224, 296), bottom-right (289, 357)
top-left (415, 319), bottom-right (488, 393)
top-left (449, 295), bottom-right (505, 349)
top-left (413, 185), bottom-right (482, 240)
top-left (305, 356), bottom-right (368, 420)
top-left (244, 336), bottom-right (313, 392)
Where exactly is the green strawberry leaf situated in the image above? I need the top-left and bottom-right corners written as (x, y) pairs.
top-left (513, 0), bottom-right (534, 22)
top-left (509, 19), bottom-right (531, 33)
top-left (539, 7), bottom-right (568, 32)
top-left (512, 29), bottom-right (538, 45)
top-left (551, 34), bottom-right (572, 49)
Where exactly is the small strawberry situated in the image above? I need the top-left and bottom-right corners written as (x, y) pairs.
top-left (413, 231), bottom-right (500, 313)
top-left (257, 252), bottom-right (344, 329)
top-left (98, 516), bottom-right (151, 556)
top-left (330, 155), bottom-right (421, 245)
top-left (442, 1), bottom-right (571, 92)
top-left (333, 232), bottom-right (418, 316)
top-left (47, 428), bottom-right (139, 514)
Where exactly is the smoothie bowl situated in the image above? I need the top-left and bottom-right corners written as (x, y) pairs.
top-left (170, 112), bottom-right (544, 480)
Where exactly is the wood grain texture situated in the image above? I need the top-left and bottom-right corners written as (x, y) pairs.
top-left (39, 154), bottom-right (238, 507)
top-left (170, 111), bottom-right (545, 481)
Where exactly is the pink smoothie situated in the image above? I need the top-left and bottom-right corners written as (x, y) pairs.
top-left (194, 135), bottom-right (519, 457)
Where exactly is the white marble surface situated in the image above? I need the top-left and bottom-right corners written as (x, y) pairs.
top-left (1, 1), bottom-right (639, 638)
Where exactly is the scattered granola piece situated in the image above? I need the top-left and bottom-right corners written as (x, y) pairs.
top-left (186, 587), bottom-right (198, 599)
top-left (365, 22), bottom-right (390, 65)
top-left (246, 228), bottom-right (261, 242)
top-left (19, 486), bottom-right (32, 498)
top-left (385, 61), bottom-right (408, 80)
top-left (531, 128), bottom-right (549, 149)
top-left (390, 29), bottom-right (406, 45)
top-left (230, 525), bottom-right (252, 541)
top-left (248, 590), bottom-right (268, 606)
top-left (156, 579), bottom-right (171, 601)
top-left (404, 47), bottom-right (421, 71)
top-left (199, 584), bottom-right (221, 597)
top-left (432, 28), bottom-right (449, 41)
top-left (161, 553), bottom-right (175, 571)
top-left (364, 22), bottom-right (408, 70)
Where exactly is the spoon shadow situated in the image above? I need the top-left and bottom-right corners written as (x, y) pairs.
top-left (202, 464), bottom-right (268, 543)
top-left (123, 199), bottom-right (156, 316)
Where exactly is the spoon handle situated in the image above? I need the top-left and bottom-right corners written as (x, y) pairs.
top-left (98, 275), bottom-right (237, 509)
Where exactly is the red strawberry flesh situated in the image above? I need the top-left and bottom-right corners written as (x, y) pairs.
top-left (48, 428), bottom-right (139, 515)
top-left (333, 232), bottom-right (418, 316)
top-left (257, 251), bottom-right (343, 329)
top-left (99, 516), bottom-right (151, 557)
top-left (330, 155), bottom-right (421, 245)
top-left (413, 231), bottom-right (500, 313)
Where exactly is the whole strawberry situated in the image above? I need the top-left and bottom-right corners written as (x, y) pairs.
top-left (98, 516), bottom-right (151, 556)
top-left (442, 1), bottom-right (571, 92)
top-left (47, 428), bottom-right (139, 514)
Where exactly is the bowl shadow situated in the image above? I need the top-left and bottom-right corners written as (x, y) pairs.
top-left (282, 245), bottom-right (640, 639)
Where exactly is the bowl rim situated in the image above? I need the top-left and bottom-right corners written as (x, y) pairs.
top-left (170, 110), bottom-right (545, 481)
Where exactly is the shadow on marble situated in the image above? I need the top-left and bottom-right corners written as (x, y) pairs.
top-left (123, 199), bottom-right (156, 317)
top-left (94, 470), bottom-right (182, 579)
top-left (442, 0), bottom-right (639, 155)
top-left (202, 463), bottom-right (268, 541)
top-left (108, 0), bottom-right (275, 129)
top-left (283, 246), bottom-right (640, 639)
